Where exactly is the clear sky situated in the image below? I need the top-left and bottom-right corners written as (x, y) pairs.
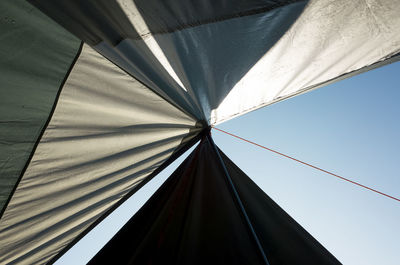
top-left (56, 61), bottom-right (400, 265)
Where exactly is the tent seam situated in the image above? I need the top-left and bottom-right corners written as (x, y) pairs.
top-left (207, 134), bottom-right (270, 265)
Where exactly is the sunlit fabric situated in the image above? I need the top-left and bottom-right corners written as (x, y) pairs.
top-left (1, 0), bottom-right (399, 263)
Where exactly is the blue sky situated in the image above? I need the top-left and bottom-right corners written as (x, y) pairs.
top-left (57, 61), bottom-right (400, 265)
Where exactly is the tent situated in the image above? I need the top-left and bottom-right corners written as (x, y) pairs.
top-left (1, 0), bottom-right (399, 264)
top-left (88, 134), bottom-right (340, 265)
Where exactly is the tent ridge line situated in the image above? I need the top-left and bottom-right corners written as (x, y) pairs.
top-left (206, 134), bottom-right (271, 265)
top-left (0, 41), bottom-right (84, 220)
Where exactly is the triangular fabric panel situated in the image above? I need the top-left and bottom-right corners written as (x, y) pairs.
top-left (211, 0), bottom-right (400, 124)
top-left (89, 136), bottom-right (341, 265)
top-left (0, 3), bottom-right (201, 263)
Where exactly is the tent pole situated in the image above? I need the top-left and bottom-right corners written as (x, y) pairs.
top-left (206, 133), bottom-right (270, 265)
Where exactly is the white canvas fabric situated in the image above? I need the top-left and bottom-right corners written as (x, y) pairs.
top-left (211, 0), bottom-right (400, 124)
top-left (0, 44), bottom-right (199, 265)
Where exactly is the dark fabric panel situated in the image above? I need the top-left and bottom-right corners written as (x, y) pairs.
top-left (134, 0), bottom-right (302, 34)
top-left (29, 0), bottom-right (302, 45)
top-left (0, 0), bottom-right (81, 213)
top-left (220, 149), bottom-right (341, 265)
top-left (28, 0), bottom-right (140, 46)
top-left (89, 137), bottom-right (265, 265)
top-left (89, 136), bottom-right (341, 265)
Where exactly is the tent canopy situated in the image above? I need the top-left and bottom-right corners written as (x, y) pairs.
top-left (1, 0), bottom-right (399, 264)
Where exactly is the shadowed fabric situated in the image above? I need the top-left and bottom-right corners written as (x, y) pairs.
top-left (89, 137), bottom-right (341, 265)
top-left (0, 0), bottom-right (81, 213)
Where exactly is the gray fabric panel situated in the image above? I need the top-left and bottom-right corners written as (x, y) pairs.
top-left (28, 0), bottom-right (139, 46)
top-left (0, 44), bottom-right (200, 265)
top-left (0, 0), bottom-right (80, 212)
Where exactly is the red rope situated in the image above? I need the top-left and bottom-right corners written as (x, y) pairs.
top-left (213, 127), bottom-right (400, 203)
